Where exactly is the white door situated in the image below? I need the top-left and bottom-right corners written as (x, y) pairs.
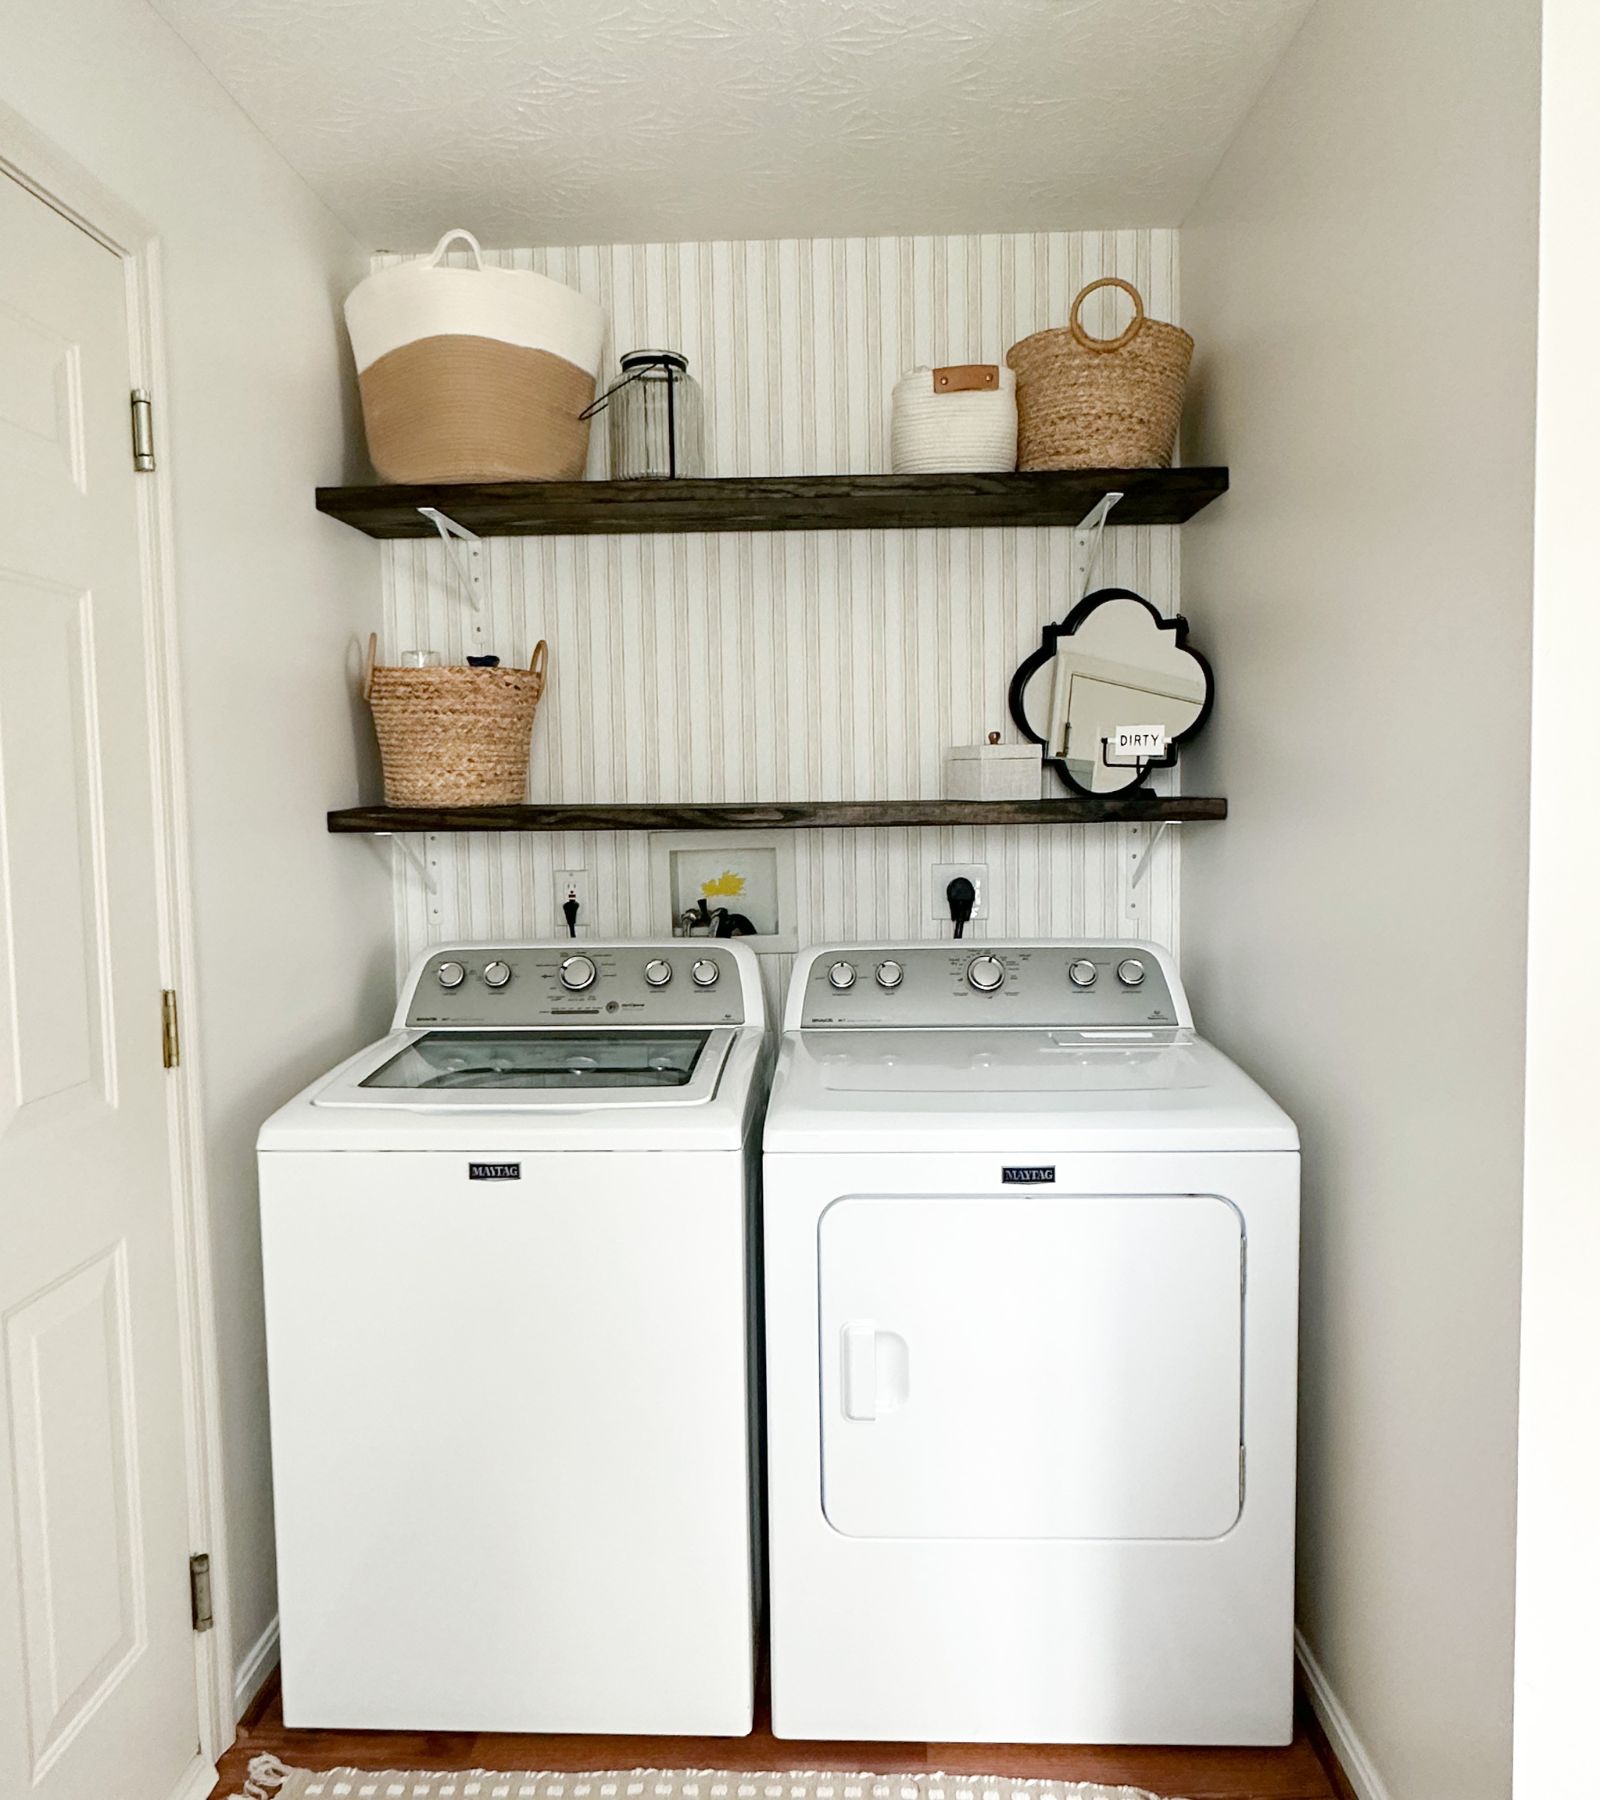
top-left (0, 173), bottom-right (200, 1798)
top-left (818, 1192), bottom-right (1244, 1539)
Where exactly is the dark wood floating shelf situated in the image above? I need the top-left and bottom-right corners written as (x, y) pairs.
top-left (328, 796), bottom-right (1227, 834)
top-left (316, 467), bottom-right (1228, 539)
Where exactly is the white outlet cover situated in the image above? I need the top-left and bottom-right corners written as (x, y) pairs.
top-left (554, 869), bottom-right (591, 937)
top-left (931, 862), bottom-right (990, 923)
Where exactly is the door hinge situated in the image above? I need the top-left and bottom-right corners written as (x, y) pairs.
top-left (130, 389), bottom-right (155, 472)
top-left (189, 1552), bottom-right (213, 1633)
top-left (161, 989), bottom-right (180, 1069)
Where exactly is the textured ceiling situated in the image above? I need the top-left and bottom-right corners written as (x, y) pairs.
top-left (148, 0), bottom-right (1315, 250)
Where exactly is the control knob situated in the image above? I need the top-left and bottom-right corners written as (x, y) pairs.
top-left (875, 959), bottom-right (904, 990)
top-left (644, 958), bottom-right (672, 987)
top-left (966, 954), bottom-right (1006, 993)
top-left (483, 960), bottom-right (513, 989)
top-left (557, 954), bottom-right (595, 992)
top-left (691, 959), bottom-right (720, 987)
top-left (828, 960), bottom-right (858, 991)
top-left (1117, 957), bottom-right (1147, 988)
top-left (436, 960), bottom-right (466, 990)
top-left (1068, 958), bottom-right (1098, 988)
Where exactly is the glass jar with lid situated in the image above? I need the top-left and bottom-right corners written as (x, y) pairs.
top-left (581, 349), bottom-right (706, 480)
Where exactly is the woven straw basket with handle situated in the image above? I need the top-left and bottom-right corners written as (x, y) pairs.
top-left (364, 634), bottom-right (548, 806)
top-left (1006, 278), bottom-right (1194, 470)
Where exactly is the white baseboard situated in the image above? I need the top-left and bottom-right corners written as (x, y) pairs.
top-left (233, 1613), bottom-right (280, 1720)
top-left (166, 1749), bottom-right (221, 1800)
top-left (1296, 1626), bottom-right (1392, 1800)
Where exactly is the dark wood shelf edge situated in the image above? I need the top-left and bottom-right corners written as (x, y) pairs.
top-left (328, 798), bottom-right (1228, 834)
top-left (316, 468), bottom-right (1228, 538)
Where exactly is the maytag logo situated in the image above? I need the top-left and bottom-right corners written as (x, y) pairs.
top-left (468, 1162), bottom-right (521, 1181)
top-left (1002, 1165), bottom-right (1055, 1185)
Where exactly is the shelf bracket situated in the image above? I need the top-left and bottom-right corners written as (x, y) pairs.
top-left (375, 830), bottom-right (438, 893)
top-left (1129, 818), bottom-right (1171, 889)
top-left (1073, 490), bottom-right (1124, 604)
top-left (417, 506), bottom-right (484, 613)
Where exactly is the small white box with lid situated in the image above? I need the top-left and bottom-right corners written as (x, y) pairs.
top-left (944, 733), bottom-right (1044, 800)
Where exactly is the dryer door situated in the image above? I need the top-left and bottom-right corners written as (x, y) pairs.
top-left (818, 1193), bottom-right (1243, 1539)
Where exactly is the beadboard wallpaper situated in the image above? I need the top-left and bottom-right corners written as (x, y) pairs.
top-left (376, 229), bottom-right (1187, 1011)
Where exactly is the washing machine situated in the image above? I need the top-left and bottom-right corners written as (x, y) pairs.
top-left (763, 939), bottom-right (1299, 1746)
top-left (257, 939), bottom-right (767, 1734)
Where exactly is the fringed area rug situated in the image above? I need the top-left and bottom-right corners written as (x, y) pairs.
top-left (234, 1758), bottom-right (1179, 1800)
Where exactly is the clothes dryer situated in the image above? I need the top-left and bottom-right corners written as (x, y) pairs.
top-left (762, 940), bottom-right (1299, 1744)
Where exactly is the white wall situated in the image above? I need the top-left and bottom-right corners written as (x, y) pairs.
top-left (1512, 0), bottom-right (1600, 1786)
top-left (1177, 2), bottom-right (1539, 1796)
top-left (382, 232), bottom-right (1186, 1009)
top-left (0, 0), bottom-right (392, 1703)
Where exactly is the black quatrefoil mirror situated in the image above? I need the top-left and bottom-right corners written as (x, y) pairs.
top-left (1008, 588), bottom-right (1214, 795)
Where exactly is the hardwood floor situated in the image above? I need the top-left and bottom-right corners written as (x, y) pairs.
top-left (211, 1673), bottom-right (1340, 1800)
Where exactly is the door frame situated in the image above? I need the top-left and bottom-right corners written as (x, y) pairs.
top-left (0, 101), bottom-right (233, 1780)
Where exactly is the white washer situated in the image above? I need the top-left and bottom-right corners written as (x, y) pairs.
top-left (257, 939), bottom-right (767, 1733)
top-left (763, 940), bottom-right (1299, 1746)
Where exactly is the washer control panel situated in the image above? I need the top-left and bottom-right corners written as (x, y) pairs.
top-left (405, 944), bottom-right (747, 1027)
top-left (797, 944), bottom-right (1180, 1028)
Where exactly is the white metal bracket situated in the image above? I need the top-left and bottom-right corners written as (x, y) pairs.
top-left (1129, 818), bottom-right (1171, 889)
top-left (417, 507), bottom-right (484, 613)
top-left (1072, 490), bottom-right (1124, 605)
top-left (375, 831), bottom-right (438, 894)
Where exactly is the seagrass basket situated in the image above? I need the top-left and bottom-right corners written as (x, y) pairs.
top-left (1006, 278), bottom-right (1194, 469)
top-left (364, 634), bottom-right (548, 806)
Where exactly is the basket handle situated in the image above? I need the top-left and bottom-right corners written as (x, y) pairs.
top-left (1069, 278), bottom-right (1146, 353)
top-left (426, 228), bottom-right (484, 270)
top-left (363, 631), bottom-right (378, 702)
top-left (529, 638), bottom-right (549, 699)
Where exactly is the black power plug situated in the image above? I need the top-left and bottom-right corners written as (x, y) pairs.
top-left (562, 890), bottom-right (580, 938)
top-left (946, 875), bottom-right (976, 939)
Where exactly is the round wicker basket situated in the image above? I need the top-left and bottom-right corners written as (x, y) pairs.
top-left (1006, 278), bottom-right (1194, 470)
top-left (364, 635), bottom-right (548, 806)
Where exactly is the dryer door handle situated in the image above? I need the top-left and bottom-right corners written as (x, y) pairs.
top-left (841, 1322), bottom-right (879, 1420)
top-left (840, 1322), bottom-right (910, 1421)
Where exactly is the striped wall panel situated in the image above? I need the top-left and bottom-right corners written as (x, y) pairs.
top-left (377, 229), bottom-right (1187, 1012)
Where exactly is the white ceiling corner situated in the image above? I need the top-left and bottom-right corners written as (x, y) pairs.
top-left (147, 0), bottom-right (1315, 251)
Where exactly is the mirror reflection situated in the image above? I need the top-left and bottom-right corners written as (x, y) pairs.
top-left (1011, 590), bottom-right (1212, 795)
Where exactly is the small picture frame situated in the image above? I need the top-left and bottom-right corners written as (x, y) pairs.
top-left (648, 832), bottom-right (798, 953)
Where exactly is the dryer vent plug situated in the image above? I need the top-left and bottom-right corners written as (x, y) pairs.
top-left (946, 875), bottom-right (976, 939)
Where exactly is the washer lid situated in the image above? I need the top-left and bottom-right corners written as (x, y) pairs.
top-left (257, 1026), bottom-right (764, 1152)
top-left (355, 1027), bottom-right (715, 1096)
top-left (764, 1029), bottom-right (1298, 1153)
top-left (315, 1027), bottom-right (733, 1110)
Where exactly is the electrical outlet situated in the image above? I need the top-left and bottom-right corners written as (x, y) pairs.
top-left (554, 868), bottom-right (592, 937)
top-left (930, 861), bottom-right (990, 925)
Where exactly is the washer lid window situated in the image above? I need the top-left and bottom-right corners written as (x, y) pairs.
top-left (313, 1026), bottom-right (735, 1110)
top-left (363, 1028), bottom-right (709, 1091)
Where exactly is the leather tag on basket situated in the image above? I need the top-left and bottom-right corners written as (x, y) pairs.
top-left (932, 363), bottom-right (1000, 394)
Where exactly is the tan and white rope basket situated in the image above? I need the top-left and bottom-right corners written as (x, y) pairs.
top-left (345, 229), bottom-right (606, 483)
top-left (364, 634), bottom-right (548, 806)
top-left (1006, 278), bottom-right (1194, 469)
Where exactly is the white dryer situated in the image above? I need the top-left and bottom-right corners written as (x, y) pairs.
top-left (257, 940), bottom-right (767, 1734)
top-left (763, 940), bottom-right (1299, 1746)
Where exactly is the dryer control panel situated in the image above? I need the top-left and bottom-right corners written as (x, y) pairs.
top-left (401, 943), bottom-right (750, 1028)
top-left (794, 943), bottom-right (1184, 1030)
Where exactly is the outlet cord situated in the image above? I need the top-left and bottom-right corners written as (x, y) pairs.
top-left (562, 892), bottom-right (580, 938)
top-left (946, 875), bottom-right (976, 939)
